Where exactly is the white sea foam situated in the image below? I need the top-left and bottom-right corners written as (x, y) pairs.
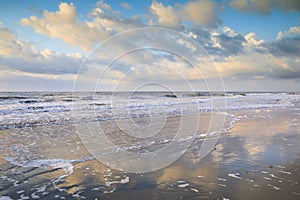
top-left (0, 196), bottom-right (13, 200)
top-left (4, 157), bottom-right (78, 190)
top-left (177, 183), bottom-right (189, 188)
top-left (4, 158), bottom-right (77, 174)
top-left (191, 188), bottom-right (199, 193)
top-left (0, 92), bottom-right (298, 130)
top-left (278, 170), bottom-right (292, 175)
top-left (228, 173), bottom-right (242, 180)
top-left (105, 176), bottom-right (130, 187)
top-left (268, 184), bottom-right (282, 190)
top-left (264, 177), bottom-right (271, 180)
top-left (177, 180), bottom-right (186, 183)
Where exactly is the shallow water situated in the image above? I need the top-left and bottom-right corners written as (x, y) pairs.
top-left (0, 93), bottom-right (300, 199)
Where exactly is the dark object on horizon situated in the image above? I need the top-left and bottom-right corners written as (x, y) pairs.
top-left (19, 100), bottom-right (38, 103)
top-left (165, 94), bottom-right (177, 98)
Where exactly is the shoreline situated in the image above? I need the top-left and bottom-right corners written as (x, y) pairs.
top-left (0, 106), bottom-right (299, 199)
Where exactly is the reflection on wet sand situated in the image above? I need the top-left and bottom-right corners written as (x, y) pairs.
top-left (0, 108), bottom-right (299, 199)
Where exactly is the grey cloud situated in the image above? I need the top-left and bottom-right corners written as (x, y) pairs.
top-left (3, 1), bottom-right (300, 85)
top-left (0, 55), bottom-right (83, 75)
top-left (230, 0), bottom-right (300, 14)
top-left (187, 28), bottom-right (245, 56)
top-left (272, 68), bottom-right (300, 79)
top-left (0, 26), bottom-right (83, 75)
top-left (265, 37), bottom-right (300, 57)
top-left (149, 0), bottom-right (221, 28)
top-left (217, 34), bottom-right (245, 55)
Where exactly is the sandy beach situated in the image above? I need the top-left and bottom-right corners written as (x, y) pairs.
top-left (1, 100), bottom-right (299, 199)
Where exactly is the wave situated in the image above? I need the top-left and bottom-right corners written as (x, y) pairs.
top-left (0, 96), bottom-right (27, 100)
top-left (0, 92), bottom-right (298, 130)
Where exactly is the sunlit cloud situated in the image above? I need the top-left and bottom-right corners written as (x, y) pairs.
top-left (149, 0), bottom-right (220, 28)
top-left (0, 0), bottom-right (299, 91)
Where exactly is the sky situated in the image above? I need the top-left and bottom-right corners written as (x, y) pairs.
top-left (0, 0), bottom-right (299, 91)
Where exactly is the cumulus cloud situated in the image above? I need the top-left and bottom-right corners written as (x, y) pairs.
top-left (185, 27), bottom-right (246, 57)
top-left (215, 53), bottom-right (296, 81)
top-left (190, 25), bottom-right (299, 81)
top-left (0, 26), bottom-right (83, 75)
top-left (267, 38), bottom-right (300, 58)
top-left (277, 26), bottom-right (300, 40)
top-left (230, 0), bottom-right (300, 14)
top-left (180, 0), bottom-right (220, 27)
top-left (0, 26), bottom-right (19, 56)
top-left (213, 34), bottom-right (300, 80)
top-left (149, 0), bottom-right (220, 28)
top-left (181, 26), bottom-right (300, 81)
top-left (15, 0), bottom-right (300, 84)
top-left (82, 23), bottom-right (299, 85)
top-left (3, 1), bottom-right (299, 92)
top-left (244, 32), bottom-right (264, 47)
top-left (150, 1), bottom-right (180, 27)
top-left (21, 2), bottom-right (109, 51)
top-left (149, 1), bottom-right (180, 28)
top-left (94, 0), bottom-right (111, 11)
top-left (21, 1), bottom-right (142, 51)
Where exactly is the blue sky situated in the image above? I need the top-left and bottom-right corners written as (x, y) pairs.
top-left (0, 0), bottom-right (299, 91)
top-left (220, 7), bottom-right (300, 41)
top-left (1, 0), bottom-right (299, 42)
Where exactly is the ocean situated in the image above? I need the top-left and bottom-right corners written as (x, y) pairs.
top-left (0, 92), bottom-right (299, 199)
top-left (0, 91), bottom-right (297, 130)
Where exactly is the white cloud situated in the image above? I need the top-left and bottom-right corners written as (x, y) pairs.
top-left (15, 1), bottom-right (300, 84)
top-left (277, 26), bottom-right (300, 40)
top-left (21, 3), bottom-right (110, 51)
top-left (2, 1), bottom-right (299, 91)
top-left (0, 26), bottom-right (83, 75)
top-left (149, 0), bottom-right (220, 28)
top-left (0, 27), bottom-right (17, 56)
top-left (244, 32), bottom-right (264, 46)
top-left (96, 0), bottom-right (111, 11)
top-left (223, 26), bottom-right (238, 37)
top-left (21, 2), bottom-right (142, 51)
top-left (149, 1), bottom-right (180, 28)
top-left (0, 27), bottom-right (40, 58)
top-left (177, 38), bottom-right (197, 52)
top-left (188, 31), bottom-right (197, 39)
top-left (214, 43), bottom-right (300, 80)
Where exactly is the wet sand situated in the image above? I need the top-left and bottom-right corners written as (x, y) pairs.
top-left (0, 108), bottom-right (300, 199)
